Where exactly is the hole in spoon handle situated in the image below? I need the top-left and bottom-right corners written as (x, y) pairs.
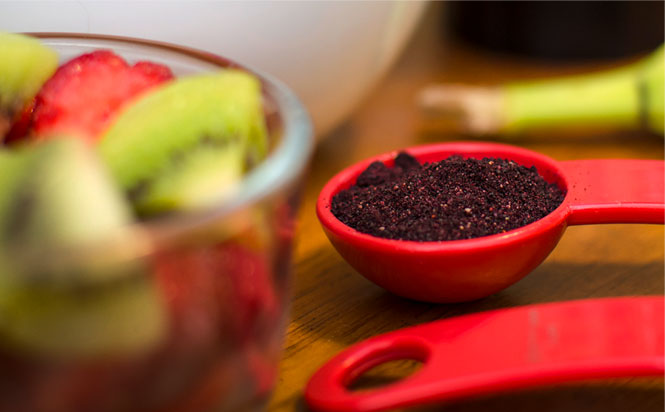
top-left (305, 297), bottom-right (665, 412)
top-left (560, 159), bottom-right (664, 225)
top-left (305, 335), bottom-right (434, 412)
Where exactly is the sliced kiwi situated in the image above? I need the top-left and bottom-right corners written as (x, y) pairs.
top-left (98, 70), bottom-right (268, 216)
top-left (133, 138), bottom-right (246, 215)
top-left (0, 138), bottom-right (134, 258)
top-left (0, 138), bottom-right (166, 358)
top-left (0, 33), bottom-right (58, 135)
top-left (0, 262), bottom-right (166, 359)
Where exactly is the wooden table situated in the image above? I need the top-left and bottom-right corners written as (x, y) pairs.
top-left (269, 6), bottom-right (664, 411)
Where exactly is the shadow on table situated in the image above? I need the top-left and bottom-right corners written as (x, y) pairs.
top-left (291, 247), bottom-right (664, 347)
top-left (293, 379), bottom-right (664, 412)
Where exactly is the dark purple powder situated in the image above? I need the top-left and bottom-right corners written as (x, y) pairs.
top-left (331, 152), bottom-right (565, 241)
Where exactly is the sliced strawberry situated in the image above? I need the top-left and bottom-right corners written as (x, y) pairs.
top-left (30, 50), bottom-right (173, 143)
top-left (219, 243), bottom-right (279, 344)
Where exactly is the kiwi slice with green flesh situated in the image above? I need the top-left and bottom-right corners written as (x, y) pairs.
top-left (134, 138), bottom-right (246, 215)
top-left (0, 138), bottom-right (166, 358)
top-left (0, 33), bottom-right (58, 136)
top-left (98, 70), bottom-right (268, 216)
top-left (0, 138), bottom-right (134, 257)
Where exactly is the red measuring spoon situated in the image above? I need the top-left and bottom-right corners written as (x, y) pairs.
top-left (316, 142), bottom-right (664, 303)
top-left (305, 296), bottom-right (665, 412)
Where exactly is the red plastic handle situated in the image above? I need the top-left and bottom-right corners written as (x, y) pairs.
top-left (305, 297), bottom-right (665, 412)
top-left (561, 159), bottom-right (664, 225)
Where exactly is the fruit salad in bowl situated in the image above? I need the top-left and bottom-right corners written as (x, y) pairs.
top-left (0, 33), bottom-right (312, 412)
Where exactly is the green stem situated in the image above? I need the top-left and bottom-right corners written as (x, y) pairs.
top-left (502, 45), bottom-right (664, 134)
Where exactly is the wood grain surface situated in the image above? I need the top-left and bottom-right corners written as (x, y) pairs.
top-left (269, 4), bottom-right (664, 411)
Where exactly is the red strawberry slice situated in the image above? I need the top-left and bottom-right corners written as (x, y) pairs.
top-left (29, 50), bottom-right (173, 143)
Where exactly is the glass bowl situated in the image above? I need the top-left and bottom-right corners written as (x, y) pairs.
top-left (0, 33), bottom-right (312, 412)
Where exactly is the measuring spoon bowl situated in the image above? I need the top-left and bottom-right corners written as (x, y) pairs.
top-left (316, 142), bottom-right (664, 303)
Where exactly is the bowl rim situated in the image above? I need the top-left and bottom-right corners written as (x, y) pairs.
top-left (316, 141), bottom-right (571, 255)
top-left (28, 32), bottom-right (314, 259)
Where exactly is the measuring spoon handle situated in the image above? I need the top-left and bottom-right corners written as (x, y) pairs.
top-left (305, 297), bottom-right (665, 412)
top-left (560, 159), bottom-right (664, 225)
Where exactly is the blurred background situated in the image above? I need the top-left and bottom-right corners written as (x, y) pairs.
top-left (446, 1), bottom-right (663, 61)
top-left (2, 1), bottom-right (662, 139)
